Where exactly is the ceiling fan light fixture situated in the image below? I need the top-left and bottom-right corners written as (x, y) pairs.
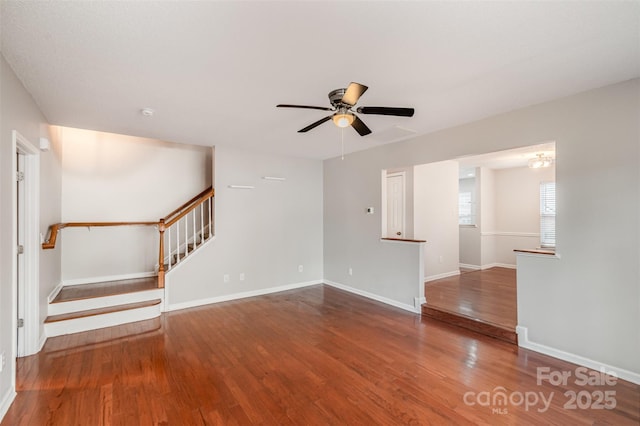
top-left (333, 113), bottom-right (354, 128)
top-left (528, 153), bottom-right (554, 169)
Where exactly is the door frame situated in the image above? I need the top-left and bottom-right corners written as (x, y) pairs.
top-left (11, 130), bottom-right (41, 362)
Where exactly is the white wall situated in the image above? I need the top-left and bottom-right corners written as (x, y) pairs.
top-left (165, 146), bottom-right (324, 309)
top-left (492, 165), bottom-right (555, 266)
top-left (323, 79), bottom-right (639, 378)
top-left (59, 127), bottom-right (211, 282)
top-left (0, 55), bottom-right (62, 417)
top-left (479, 167), bottom-right (496, 267)
top-left (414, 161), bottom-right (460, 281)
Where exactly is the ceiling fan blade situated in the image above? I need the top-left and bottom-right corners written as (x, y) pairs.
top-left (356, 106), bottom-right (415, 117)
top-left (298, 115), bottom-right (333, 133)
top-left (351, 115), bottom-right (372, 136)
top-left (341, 82), bottom-right (368, 106)
top-left (277, 104), bottom-right (334, 111)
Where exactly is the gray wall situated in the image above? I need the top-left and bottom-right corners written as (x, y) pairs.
top-left (166, 145), bottom-right (323, 308)
top-left (323, 79), bottom-right (639, 376)
top-left (0, 55), bottom-right (62, 410)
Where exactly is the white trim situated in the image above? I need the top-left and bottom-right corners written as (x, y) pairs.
top-left (12, 130), bottom-right (41, 360)
top-left (0, 388), bottom-right (17, 423)
top-left (324, 280), bottom-right (420, 314)
top-left (459, 263), bottom-right (481, 270)
top-left (414, 297), bottom-right (426, 309)
top-left (516, 326), bottom-right (640, 385)
top-left (166, 280), bottom-right (322, 312)
top-left (47, 282), bottom-right (64, 303)
top-left (481, 231), bottom-right (540, 237)
top-left (38, 333), bottom-right (47, 352)
top-left (424, 270), bottom-right (460, 282)
top-left (62, 271), bottom-right (157, 286)
top-left (481, 262), bottom-right (516, 270)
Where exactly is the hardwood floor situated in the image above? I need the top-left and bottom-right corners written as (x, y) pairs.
top-left (425, 267), bottom-right (517, 329)
top-left (3, 285), bottom-right (638, 425)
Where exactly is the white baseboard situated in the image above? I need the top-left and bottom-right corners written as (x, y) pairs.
top-left (424, 270), bottom-right (460, 282)
top-left (62, 271), bottom-right (156, 286)
top-left (517, 326), bottom-right (640, 385)
top-left (481, 262), bottom-right (516, 270)
top-left (324, 280), bottom-right (420, 314)
top-left (38, 332), bottom-right (47, 352)
top-left (0, 387), bottom-right (16, 423)
top-left (459, 263), bottom-right (481, 270)
top-left (167, 280), bottom-right (322, 312)
top-left (47, 282), bottom-right (63, 302)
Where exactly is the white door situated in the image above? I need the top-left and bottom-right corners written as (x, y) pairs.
top-left (386, 173), bottom-right (405, 238)
top-left (16, 152), bottom-right (26, 355)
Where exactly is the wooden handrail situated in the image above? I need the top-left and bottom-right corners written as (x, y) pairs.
top-left (42, 186), bottom-right (215, 289)
top-left (42, 221), bottom-right (159, 249)
top-left (163, 186), bottom-right (214, 222)
top-left (164, 188), bottom-right (214, 227)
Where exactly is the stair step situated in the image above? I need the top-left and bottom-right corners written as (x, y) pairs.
top-left (52, 277), bottom-right (158, 303)
top-left (421, 305), bottom-right (517, 344)
top-left (46, 299), bottom-right (161, 323)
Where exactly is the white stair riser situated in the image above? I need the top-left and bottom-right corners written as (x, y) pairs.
top-left (49, 289), bottom-right (164, 316)
top-left (45, 305), bottom-right (162, 337)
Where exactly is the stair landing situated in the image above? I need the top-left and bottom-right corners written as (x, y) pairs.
top-left (52, 276), bottom-right (158, 303)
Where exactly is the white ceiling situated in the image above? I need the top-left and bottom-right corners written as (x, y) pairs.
top-left (457, 142), bottom-right (556, 175)
top-left (1, 1), bottom-right (638, 160)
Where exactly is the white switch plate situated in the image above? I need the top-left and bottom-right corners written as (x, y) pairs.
top-left (223, 274), bottom-right (230, 283)
top-left (239, 273), bottom-right (245, 281)
top-left (298, 265), bottom-right (303, 272)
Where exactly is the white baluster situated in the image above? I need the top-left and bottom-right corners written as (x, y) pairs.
top-left (176, 219), bottom-right (180, 263)
top-left (192, 208), bottom-right (196, 249)
top-left (208, 197), bottom-right (213, 238)
top-left (184, 214), bottom-right (188, 260)
top-left (167, 225), bottom-right (172, 271)
top-left (200, 203), bottom-right (204, 243)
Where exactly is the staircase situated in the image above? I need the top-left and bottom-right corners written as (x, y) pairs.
top-left (45, 278), bottom-right (163, 337)
top-left (42, 187), bottom-right (214, 337)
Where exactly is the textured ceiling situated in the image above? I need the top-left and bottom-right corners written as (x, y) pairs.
top-left (1, 1), bottom-right (639, 159)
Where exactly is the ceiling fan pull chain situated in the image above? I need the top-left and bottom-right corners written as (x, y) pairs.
top-left (341, 128), bottom-right (345, 160)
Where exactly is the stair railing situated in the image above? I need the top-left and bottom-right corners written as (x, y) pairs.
top-left (157, 187), bottom-right (214, 288)
top-left (42, 186), bottom-right (214, 289)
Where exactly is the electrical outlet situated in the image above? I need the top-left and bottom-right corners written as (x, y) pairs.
top-left (349, 267), bottom-right (353, 276)
top-left (239, 273), bottom-right (245, 281)
top-left (298, 265), bottom-right (303, 272)
top-left (439, 256), bottom-right (444, 264)
top-left (0, 352), bottom-right (5, 373)
top-left (223, 274), bottom-right (230, 283)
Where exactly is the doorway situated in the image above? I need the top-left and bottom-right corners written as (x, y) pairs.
top-left (12, 130), bottom-right (41, 361)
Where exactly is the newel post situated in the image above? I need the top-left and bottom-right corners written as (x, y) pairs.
top-left (158, 219), bottom-right (165, 288)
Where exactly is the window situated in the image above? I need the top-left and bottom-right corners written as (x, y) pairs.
top-left (459, 191), bottom-right (476, 225)
top-left (540, 182), bottom-right (556, 248)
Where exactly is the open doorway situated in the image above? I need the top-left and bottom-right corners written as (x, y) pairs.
top-left (424, 142), bottom-right (556, 341)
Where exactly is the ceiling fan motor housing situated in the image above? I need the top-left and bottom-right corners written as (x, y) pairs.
top-left (329, 88), bottom-right (348, 107)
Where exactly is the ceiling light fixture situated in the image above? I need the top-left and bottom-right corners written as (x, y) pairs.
top-left (528, 153), bottom-right (554, 169)
top-left (332, 111), bottom-right (354, 128)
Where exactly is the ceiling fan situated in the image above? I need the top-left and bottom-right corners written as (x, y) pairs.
top-left (277, 82), bottom-right (414, 136)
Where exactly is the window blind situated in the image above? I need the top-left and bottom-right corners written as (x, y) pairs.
top-left (458, 192), bottom-right (476, 225)
top-left (540, 182), bottom-right (556, 248)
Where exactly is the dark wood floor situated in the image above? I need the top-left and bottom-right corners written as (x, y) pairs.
top-left (3, 285), bottom-right (638, 425)
top-left (425, 267), bottom-right (517, 329)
